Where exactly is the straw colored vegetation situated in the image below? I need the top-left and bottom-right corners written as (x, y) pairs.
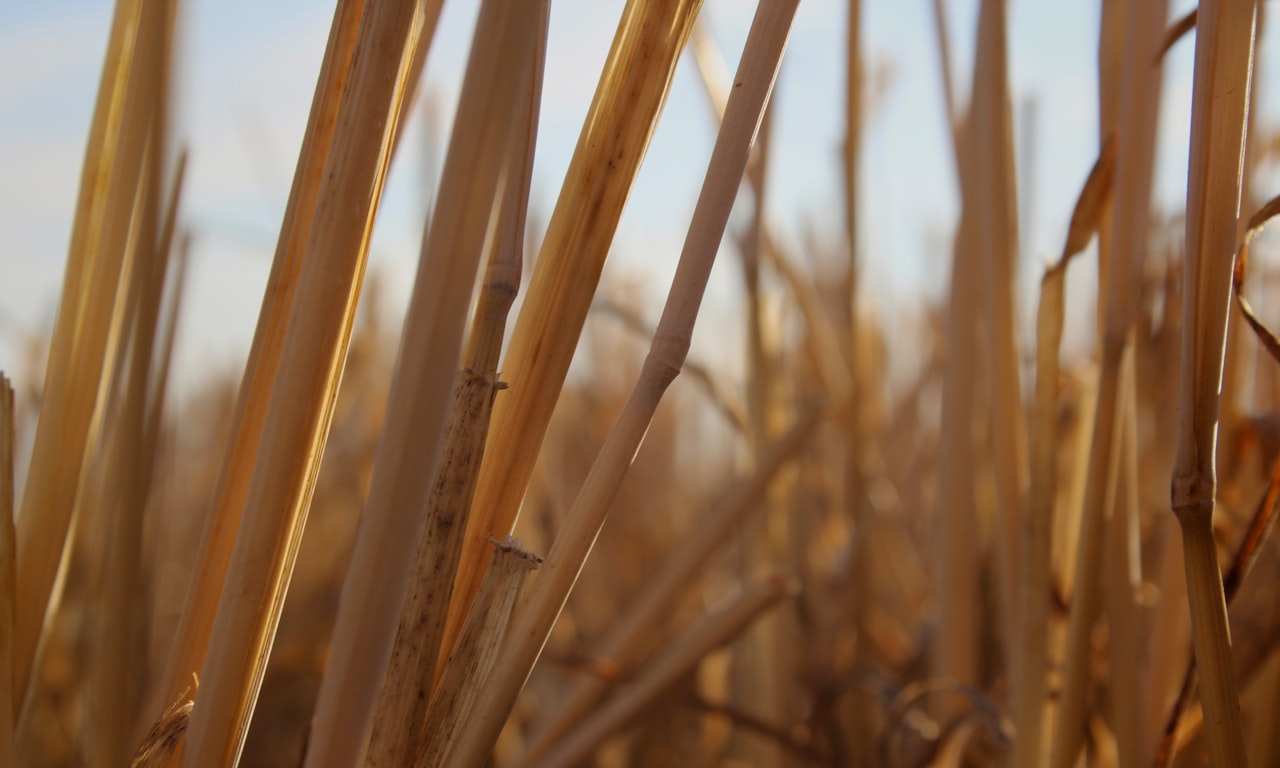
top-left (8, 0), bottom-right (1280, 766)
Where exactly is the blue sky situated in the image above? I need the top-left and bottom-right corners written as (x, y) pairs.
top-left (0, 0), bottom-right (1261, 404)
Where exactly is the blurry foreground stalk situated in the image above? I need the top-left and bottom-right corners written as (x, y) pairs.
top-left (350, 6), bottom-right (550, 762)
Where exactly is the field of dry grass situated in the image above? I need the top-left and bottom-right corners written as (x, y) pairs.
top-left (4, 0), bottom-right (1280, 766)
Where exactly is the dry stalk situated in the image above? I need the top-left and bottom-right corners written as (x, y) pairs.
top-left (1018, 137), bottom-right (1116, 768)
top-left (685, 25), bottom-right (851, 402)
top-left (537, 575), bottom-right (798, 768)
top-left (591, 300), bottom-right (747, 432)
top-left (353, 8), bottom-right (549, 764)
top-left (180, 1), bottom-right (427, 763)
top-left (970, 0), bottom-right (1024, 666)
top-left (733, 82), bottom-right (790, 768)
top-left (840, 3), bottom-right (877, 764)
top-left (151, 0), bottom-right (367, 721)
top-left (13, 0), bottom-right (149, 715)
top-left (441, 0), bottom-right (705, 666)
top-left (91, 11), bottom-right (179, 761)
top-left (1051, 3), bottom-right (1166, 765)
top-left (1154, 416), bottom-right (1280, 767)
top-left (418, 539), bottom-right (541, 768)
top-left (444, 3), bottom-right (799, 762)
top-left (517, 410), bottom-right (822, 765)
top-left (1169, 2), bottom-right (1256, 766)
top-left (0, 375), bottom-right (13, 761)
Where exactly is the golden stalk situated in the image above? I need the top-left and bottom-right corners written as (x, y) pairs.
top-left (1169, 1), bottom-right (1256, 765)
top-left (13, 0), bottom-right (149, 715)
top-left (1017, 137), bottom-right (1116, 768)
top-left (1051, 3), bottom-right (1167, 766)
top-left (537, 575), bottom-right (797, 768)
top-left (180, 0), bottom-right (427, 762)
top-left (352, 7), bottom-right (549, 764)
top-left (1102, 354), bottom-right (1145, 768)
top-left (842, 1), bottom-right (875, 763)
top-left (517, 410), bottom-right (821, 765)
top-left (0, 375), bottom-right (13, 762)
top-left (445, 3), bottom-right (799, 762)
top-left (440, 0), bottom-right (705, 666)
top-left (417, 539), bottom-right (541, 768)
top-left (91, 8), bottom-right (179, 761)
top-left (150, 0), bottom-right (367, 720)
top-left (970, 0), bottom-right (1024, 666)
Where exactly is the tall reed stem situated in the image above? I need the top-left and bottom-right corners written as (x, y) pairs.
top-left (0, 376), bottom-right (13, 762)
top-left (303, 3), bottom-right (546, 764)
top-left (440, 0), bottom-right (705, 667)
top-left (151, 0), bottom-right (367, 720)
top-left (444, 4), bottom-right (799, 761)
top-left (1170, 1), bottom-right (1256, 765)
top-left (180, 1), bottom-right (425, 762)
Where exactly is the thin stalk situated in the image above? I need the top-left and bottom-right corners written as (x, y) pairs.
top-left (517, 410), bottom-right (822, 765)
top-left (445, 4), bottom-right (799, 762)
top-left (92, 8), bottom-right (178, 761)
top-left (734, 80), bottom-right (788, 768)
top-left (151, 0), bottom-right (367, 720)
top-left (1169, 2), bottom-right (1256, 766)
top-left (0, 376), bottom-right (13, 762)
top-left (1051, 2), bottom-right (1166, 762)
top-left (441, 0), bottom-right (705, 667)
top-left (180, 0), bottom-right (426, 762)
top-left (537, 575), bottom-right (797, 768)
top-left (418, 540), bottom-right (541, 768)
top-left (1017, 138), bottom-right (1116, 768)
top-left (1103, 352), bottom-right (1145, 768)
top-left (971, 0), bottom-right (1024, 671)
top-left (13, 0), bottom-right (148, 715)
top-left (356, 10), bottom-right (549, 763)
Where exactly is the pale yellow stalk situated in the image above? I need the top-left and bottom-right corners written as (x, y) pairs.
top-left (445, 4), bottom-right (799, 762)
top-left (441, 0), bottom-right (705, 666)
top-left (180, 0), bottom-right (426, 762)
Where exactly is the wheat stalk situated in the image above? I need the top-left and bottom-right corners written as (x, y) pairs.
top-left (0, 375), bottom-right (13, 762)
top-left (443, 3), bottom-right (799, 762)
top-left (149, 0), bottom-right (368, 723)
top-left (13, 0), bottom-right (151, 718)
top-left (329, 5), bottom-right (550, 764)
top-left (1169, 1), bottom-right (1256, 765)
top-left (439, 0), bottom-right (705, 667)
top-left (180, 0), bottom-right (427, 762)
top-left (420, 539), bottom-right (541, 768)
